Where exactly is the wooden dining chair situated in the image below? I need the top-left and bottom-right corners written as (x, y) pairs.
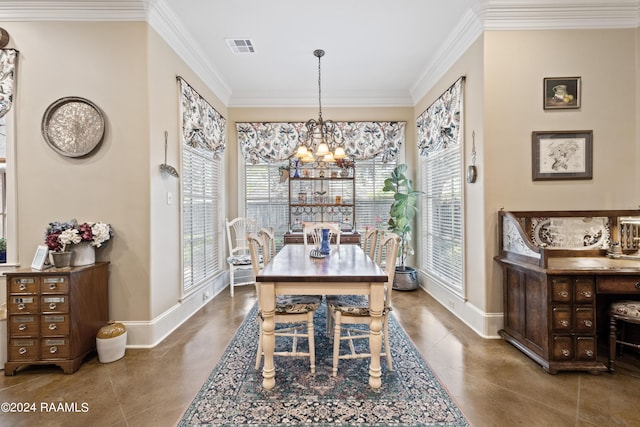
top-left (248, 233), bottom-right (322, 374)
top-left (608, 300), bottom-right (640, 372)
top-left (226, 217), bottom-right (259, 297)
top-left (362, 227), bottom-right (379, 259)
top-left (326, 232), bottom-right (400, 376)
top-left (302, 222), bottom-right (341, 249)
top-left (258, 226), bottom-right (276, 264)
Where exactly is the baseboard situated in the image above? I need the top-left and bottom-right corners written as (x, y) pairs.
top-left (418, 271), bottom-right (503, 339)
top-left (122, 273), bottom-right (228, 348)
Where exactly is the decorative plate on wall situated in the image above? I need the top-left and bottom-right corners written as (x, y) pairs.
top-left (41, 96), bottom-right (105, 157)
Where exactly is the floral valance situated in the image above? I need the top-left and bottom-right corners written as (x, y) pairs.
top-left (0, 49), bottom-right (18, 119)
top-left (237, 121), bottom-right (405, 164)
top-left (417, 76), bottom-right (464, 156)
top-left (179, 77), bottom-right (226, 159)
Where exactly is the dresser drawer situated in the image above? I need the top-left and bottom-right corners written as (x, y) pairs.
top-left (551, 277), bottom-right (572, 303)
top-left (9, 315), bottom-right (39, 336)
top-left (41, 314), bottom-right (70, 336)
top-left (8, 277), bottom-right (38, 294)
top-left (552, 307), bottom-right (572, 331)
top-left (574, 278), bottom-right (595, 304)
top-left (552, 335), bottom-right (573, 361)
top-left (9, 339), bottom-right (40, 360)
top-left (597, 276), bottom-right (640, 294)
top-left (574, 307), bottom-right (594, 333)
top-left (8, 295), bottom-right (39, 314)
top-left (40, 295), bottom-right (69, 313)
top-left (41, 338), bottom-right (70, 359)
top-left (575, 336), bottom-right (596, 361)
top-left (40, 276), bottom-right (69, 294)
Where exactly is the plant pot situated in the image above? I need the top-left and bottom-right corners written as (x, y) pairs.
top-left (50, 251), bottom-right (72, 268)
top-left (72, 241), bottom-right (95, 266)
top-left (393, 266), bottom-right (418, 291)
top-left (96, 321), bottom-right (127, 363)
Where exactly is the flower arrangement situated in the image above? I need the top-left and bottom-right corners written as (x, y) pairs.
top-left (45, 219), bottom-right (114, 253)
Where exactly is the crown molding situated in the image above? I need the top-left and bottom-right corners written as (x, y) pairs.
top-left (228, 90), bottom-right (413, 108)
top-left (0, 1), bottom-right (146, 21)
top-left (147, 1), bottom-right (231, 105)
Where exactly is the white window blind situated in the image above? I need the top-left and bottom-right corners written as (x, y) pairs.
top-left (420, 147), bottom-right (463, 294)
top-left (182, 146), bottom-right (221, 294)
top-left (244, 156), bottom-right (397, 247)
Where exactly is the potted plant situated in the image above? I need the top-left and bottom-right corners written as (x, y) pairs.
top-left (0, 237), bottom-right (6, 263)
top-left (383, 163), bottom-right (421, 290)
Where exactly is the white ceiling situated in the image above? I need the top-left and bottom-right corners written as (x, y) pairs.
top-left (1, 0), bottom-right (639, 107)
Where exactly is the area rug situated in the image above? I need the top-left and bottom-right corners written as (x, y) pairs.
top-left (178, 302), bottom-right (469, 426)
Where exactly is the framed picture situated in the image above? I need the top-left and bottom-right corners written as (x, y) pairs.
top-left (31, 245), bottom-right (49, 270)
top-left (532, 130), bottom-right (593, 181)
top-left (543, 77), bottom-right (581, 110)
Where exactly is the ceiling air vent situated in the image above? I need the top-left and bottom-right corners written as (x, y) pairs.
top-left (226, 39), bottom-right (255, 54)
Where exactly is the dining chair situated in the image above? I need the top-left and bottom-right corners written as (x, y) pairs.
top-left (226, 217), bottom-right (258, 297)
top-left (326, 232), bottom-right (400, 376)
top-left (258, 226), bottom-right (276, 264)
top-left (362, 227), bottom-right (379, 260)
top-left (248, 233), bottom-right (322, 374)
top-left (608, 300), bottom-right (640, 372)
top-left (302, 222), bottom-right (341, 249)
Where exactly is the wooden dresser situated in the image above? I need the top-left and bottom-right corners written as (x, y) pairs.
top-left (4, 262), bottom-right (109, 375)
top-left (495, 210), bottom-right (640, 374)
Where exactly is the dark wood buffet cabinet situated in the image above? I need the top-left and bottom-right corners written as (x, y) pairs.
top-left (4, 262), bottom-right (109, 375)
top-left (495, 209), bottom-right (640, 374)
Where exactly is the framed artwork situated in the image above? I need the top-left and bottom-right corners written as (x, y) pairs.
top-left (532, 130), bottom-right (593, 181)
top-left (543, 77), bottom-right (581, 110)
top-left (31, 245), bottom-right (49, 270)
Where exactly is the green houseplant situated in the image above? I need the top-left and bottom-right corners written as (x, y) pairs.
top-left (383, 163), bottom-right (421, 290)
top-left (0, 237), bottom-right (6, 263)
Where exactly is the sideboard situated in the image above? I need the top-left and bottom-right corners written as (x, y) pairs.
top-left (4, 262), bottom-right (109, 375)
top-left (495, 209), bottom-right (640, 374)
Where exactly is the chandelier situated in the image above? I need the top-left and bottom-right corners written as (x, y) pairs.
top-left (295, 49), bottom-right (346, 163)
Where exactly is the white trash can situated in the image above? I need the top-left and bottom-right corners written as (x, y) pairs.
top-left (96, 320), bottom-right (127, 363)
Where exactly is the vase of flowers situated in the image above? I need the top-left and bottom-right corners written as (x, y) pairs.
top-left (45, 220), bottom-right (114, 267)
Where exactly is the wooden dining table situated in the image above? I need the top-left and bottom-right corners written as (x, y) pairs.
top-left (255, 243), bottom-right (388, 390)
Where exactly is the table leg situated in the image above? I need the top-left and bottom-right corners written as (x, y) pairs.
top-left (368, 281), bottom-right (384, 389)
top-left (261, 282), bottom-right (276, 390)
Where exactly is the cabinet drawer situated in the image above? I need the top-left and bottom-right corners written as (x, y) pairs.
top-left (552, 336), bottom-right (573, 360)
top-left (41, 314), bottom-right (70, 336)
top-left (574, 307), bottom-right (595, 333)
top-left (551, 278), bottom-right (572, 303)
top-left (552, 307), bottom-right (572, 331)
top-left (575, 336), bottom-right (596, 361)
top-left (40, 276), bottom-right (69, 293)
top-left (597, 276), bottom-right (640, 294)
top-left (40, 295), bottom-right (69, 313)
top-left (8, 277), bottom-right (38, 294)
top-left (9, 315), bottom-right (39, 336)
top-left (9, 339), bottom-right (40, 360)
top-left (41, 338), bottom-right (70, 359)
top-left (8, 295), bottom-right (39, 314)
top-left (574, 278), bottom-right (595, 304)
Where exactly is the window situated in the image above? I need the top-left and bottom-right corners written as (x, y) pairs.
top-left (244, 155), bottom-right (397, 249)
top-left (420, 146), bottom-right (463, 294)
top-left (182, 145), bottom-right (222, 295)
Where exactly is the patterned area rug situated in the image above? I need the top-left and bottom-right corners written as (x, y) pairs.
top-left (178, 302), bottom-right (469, 426)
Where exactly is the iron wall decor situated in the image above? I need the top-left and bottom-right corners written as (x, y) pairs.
top-left (532, 130), bottom-right (593, 180)
top-left (543, 77), bottom-right (581, 110)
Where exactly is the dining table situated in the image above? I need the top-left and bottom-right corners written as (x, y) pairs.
top-left (255, 243), bottom-right (388, 390)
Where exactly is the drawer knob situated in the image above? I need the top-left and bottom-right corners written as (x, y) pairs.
top-left (585, 349), bottom-right (594, 357)
top-left (18, 284), bottom-right (26, 291)
top-left (636, 282), bottom-right (640, 289)
top-left (560, 320), bottom-right (569, 327)
top-left (18, 324), bottom-right (27, 331)
top-left (49, 346), bottom-right (58, 354)
top-left (48, 324), bottom-right (57, 330)
top-left (561, 349), bottom-right (570, 357)
top-left (581, 291), bottom-right (592, 298)
top-left (49, 303), bottom-right (57, 310)
top-left (17, 303), bottom-right (25, 310)
top-left (18, 347), bottom-right (27, 355)
top-left (559, 290), bottom-right (569, 298)
top-left (49, 283), bottom-right (57, 290)
top-left (583, 320), bottom-right (593, 328)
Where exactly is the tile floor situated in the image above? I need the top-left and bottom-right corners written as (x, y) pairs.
top-left (1, 286), bottom-right (639, 426)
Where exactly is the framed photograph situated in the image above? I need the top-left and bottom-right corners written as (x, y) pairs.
top-left (31, 245), bottom-right (49, 270)
top-left (543, 77), bottom-right (581, 110)
top-left (532, 130), bottom-right (593, 181)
